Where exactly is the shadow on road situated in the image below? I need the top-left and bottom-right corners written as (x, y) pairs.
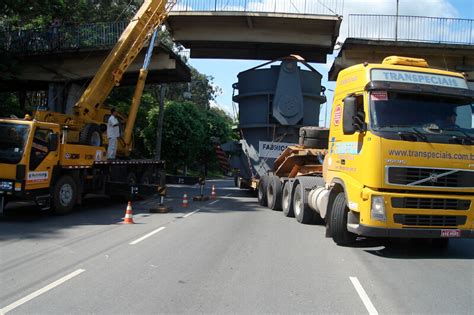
top-left (360, 238), bottom-right (474, 260)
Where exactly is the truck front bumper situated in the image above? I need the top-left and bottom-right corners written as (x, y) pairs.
top-left (348, 223), bottom-right (474, 238)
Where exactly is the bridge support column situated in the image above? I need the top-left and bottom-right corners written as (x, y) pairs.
top-left (47, 83), bottom-right (85, 114)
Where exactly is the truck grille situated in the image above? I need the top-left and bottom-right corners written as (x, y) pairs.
top-left (391, 197), bottom-right (471, 210)
top-left (393, 214), bottom-right (466, 227)
top-left (387, 167), bottom-right (474, 188)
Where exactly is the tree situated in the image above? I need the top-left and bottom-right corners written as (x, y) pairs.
top-left (160, 101), bottom-right (207, 173)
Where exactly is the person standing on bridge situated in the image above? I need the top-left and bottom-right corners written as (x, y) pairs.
top-left (107, 108), bottom-right (120, 160)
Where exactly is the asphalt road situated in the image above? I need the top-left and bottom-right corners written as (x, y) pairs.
top-left (0, 179), bottom-right (473, 314)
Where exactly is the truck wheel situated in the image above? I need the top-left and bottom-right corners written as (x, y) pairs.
top-left (282, 182), bottom-right (294, 217)
top-left (293, 183), bottom-right (315, 224)
top-left (257, 175), bottom-right (269, 206)
top-left (267, 176), bottom-right (282, 210)
top-left (330, 192), bottom-right (356, 246)
top-left (79, 123), bottom-right (102, 146)
top-left (52, 175), bottom-right (77, 214)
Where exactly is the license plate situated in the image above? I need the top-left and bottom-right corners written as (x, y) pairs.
top-left (440, 229), bottom-right (461, 238)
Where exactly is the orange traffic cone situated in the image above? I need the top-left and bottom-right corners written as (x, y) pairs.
top-left (182, 193), bottom-right (189, 207)
top-left (211, 185), bottom-right (217, 200)
top-left (122, 201), bottom-right (135, 224)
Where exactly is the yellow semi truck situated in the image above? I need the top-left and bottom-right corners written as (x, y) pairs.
top-left (260, 56), bottom-right (474, 246)
top-left (0, 0), bottom-right (175, 214)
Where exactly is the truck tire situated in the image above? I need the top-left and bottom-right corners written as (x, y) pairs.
top-left (257, 175), bottom-right (269, 206)
top-left (329, 192), bottom-right (356, 246)
top-left (299, 127), bottom-right (330, 139)
top-left (282, 181), bottom-right (294, 217)
top-left (267, 176), bottom-right (282, 211)
top-left (293, 183), bottom-right (315, 224)
top-left (79, 123), bottom-right (102, 146)
top-left (52, 175), bottom-right (77, 214)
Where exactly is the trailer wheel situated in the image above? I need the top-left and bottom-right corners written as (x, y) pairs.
top-left (329, 192), bottom-right (356, 246)
top-left (282, 182), bottom-right (294, 217)
top-left (257, 175), bottom-right (269, 206)
top-left (293, 183), bottom-right (315, 224)
top-left (79, 123), bottom-right (102, 146)
top-left (52, 175), bottom-right (77, 214)
top-left (267, 176), bottom-right (282, 211)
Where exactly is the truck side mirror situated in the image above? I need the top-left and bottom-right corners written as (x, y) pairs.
top-left (343, 96), bottom-right (367, 135)
top-left (343, 97), bottom-right (357, 135)
top-left (48, 133), bottom-right (59, 151)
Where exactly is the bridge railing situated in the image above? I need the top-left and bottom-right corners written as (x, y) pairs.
top-left (348, 14), bottom-right (474, 45)
top-left (174, 0), bottom-right (343, 16)
top-left (0, 21), bottom-right (128, 54)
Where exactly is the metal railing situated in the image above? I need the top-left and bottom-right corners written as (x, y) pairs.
top-left (348, 14), bottom-right (474, 45)
top-left (174, 0), bottom-right (343, 16)
top-left (0, 21), bottom-right (128, 54)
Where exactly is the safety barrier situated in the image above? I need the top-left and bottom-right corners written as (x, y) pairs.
top-left (174, 0), bottom-right (343, 16)
top-left (348, 14), bottom-right (474, 45)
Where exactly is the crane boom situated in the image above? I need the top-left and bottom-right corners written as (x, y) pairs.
top-left (73, 0), bottom-right (176, 121)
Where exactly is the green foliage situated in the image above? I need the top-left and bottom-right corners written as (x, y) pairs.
top-left (1, 0), bottom-right (143, 28)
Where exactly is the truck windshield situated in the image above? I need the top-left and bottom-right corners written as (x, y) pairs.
top-left (370, 91), bottom-right (474, 139)
top-left (0, 123), bottom-right (30, 164)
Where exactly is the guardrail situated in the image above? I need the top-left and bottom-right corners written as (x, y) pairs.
top-left (348, 14), bottom-right (474, 45)
top-left (174, 0), bottom-right (343, 16)
top-left (0, 21), bottom-right (128, 54)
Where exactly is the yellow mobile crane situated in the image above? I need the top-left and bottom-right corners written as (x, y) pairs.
top-left (0, 0), bottom-right (176, 214)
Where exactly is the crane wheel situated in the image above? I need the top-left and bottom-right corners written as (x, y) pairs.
top-left (52, 175), bottom-right (77, 215)
top-left (79, 123), bottom-right (102, 146)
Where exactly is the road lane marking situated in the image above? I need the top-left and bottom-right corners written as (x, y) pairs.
top-left (129, 227), bottom-right (166, 245)
top-left (350, 277), bottom-right (379, 315)
top-left (183, 209), bottom-right (201, 218)
top-left (225, 194), bottom-right (232, 197)
top-left (0, 269), bottom-right (86, 314)
top-left (209, 200), bottom-right (219, 205)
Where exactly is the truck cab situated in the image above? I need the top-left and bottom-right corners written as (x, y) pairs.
top-left (0, 119), bottom-right (60, 209)
top-left (326, 56), bottom-right (474, 243)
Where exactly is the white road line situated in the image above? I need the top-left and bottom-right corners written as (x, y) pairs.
top-left (129, 227), bottom-right (166, 245)
top-left (0, 269), bottom-right (86, 314)
top-left (209, 200), bottom-right (220, 205)
top-left (350, 277), bottom-right (379, 315)
top-left (183, 209), bottom-right (201, 218)
top-left (225, 194), bottom-right (232, 197)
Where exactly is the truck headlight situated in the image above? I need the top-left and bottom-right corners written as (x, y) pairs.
top-left (371, 195), bottom-right (386, 222)
top-left (0, 181), bottom-right (13, 191)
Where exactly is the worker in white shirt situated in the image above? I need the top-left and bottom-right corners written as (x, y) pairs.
top-left (107, 108), bottom-right (120, 159)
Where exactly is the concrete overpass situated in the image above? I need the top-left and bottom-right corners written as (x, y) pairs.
top-left (329, 15), bottom-right (474, 89)
top-left (0, 21), bottom-right (191, 113)
top-left (167, 0), bottom-right (343, 62)
top-left (0, 43), bottom-right (190, 92)
top-left (167, 11), bottom-right (342, 63)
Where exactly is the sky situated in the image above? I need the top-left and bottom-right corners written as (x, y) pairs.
top-left (184, 0), bottom-right (474, 126)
